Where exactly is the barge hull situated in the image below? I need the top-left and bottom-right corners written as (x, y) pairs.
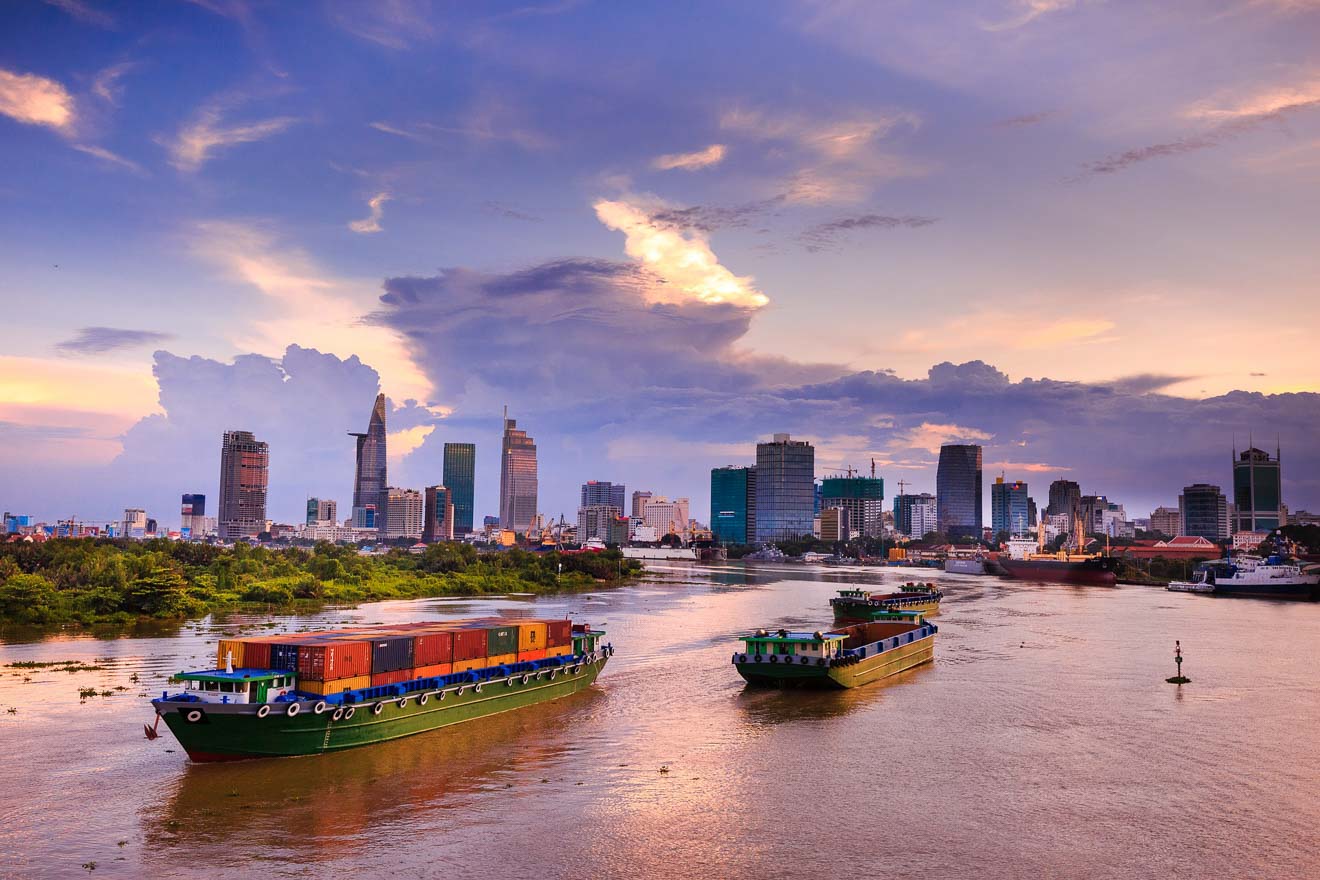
top-left (997, 559), bottom-right (1117, 586)
top-left (735, 638), bottom-right (932, 690)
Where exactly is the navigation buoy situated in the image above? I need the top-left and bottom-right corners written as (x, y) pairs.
top-left (1166, 640), bottom-right (1190, 684)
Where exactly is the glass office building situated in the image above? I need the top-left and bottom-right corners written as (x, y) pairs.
top-left (1233, 445), bottom-right (1282, 533)
top-left (754, 434), bottom-right (815, 542)
top-left (1180, 483), bottom-right (1229, 541)
top-left (710, 465), bottom-right (756, 544)
top-left (499, 411), bottom-right (538, 533)
top-left (936, 444), bottom-right (982, 540)
top-left (350, 393), bottom-right (388, 537)
top-left (443, 442), bottom-right (476, 535)
top-left (991, 477), bottom-right (1031, 537)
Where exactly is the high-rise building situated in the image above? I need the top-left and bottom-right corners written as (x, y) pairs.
top-left (710, 465), bottom-right (757, 544)
top-left (820, 475), bottom-right (884, 538)
top-left (1046, 480), bottom-right (1082, 519)
top-left (351, 505), bottom-right (377, 530)
top-left (122, 508), bottom-right (147, 540)
top-left (384, 487), bottom-right (424, 541)
top-left (181, 494), bottom-right (206, 536)
top-left (936, 444), bottom-right (982, 540)
top-left (894, 492), bottom-right (936, 538)
top-left (631, 490), bottom-right (653, 519)
top-left (442, 443), bottom-right (476, 536)
top-left (1233, 444), bottom-right (1282, 533)
top-left (754, 434), bottom-right (815, 542)
top-left (423, 485), bottom-right (455, 543)
top-left (577, 504), bottom-right (622, 544)
top-left (1150, 506), bottom-right (1181, 536)
top-left (218, 430), bottom-right (269, 540)
top-left (991, 477), bottom-right (1031, 537)
top-left (350, 393), bottom-right (388, 537)
top-left (581, 480), bottom-right (626, 510)
top-left (642, 496), bottom-right (690, 538)
top-left (305, 497), bottom-right (336, 525)
top-left (499, 409), bottom-right (538, 533)
top-left (1179, 483), bottom-right (1229, 541)
top-left (820, 506), bottom-right (850, 543)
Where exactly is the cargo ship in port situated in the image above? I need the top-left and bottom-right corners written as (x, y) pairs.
top-left (830, 584), bottom-right (942, 623)
top-left (150, 618), bottom-right (610, 762)
top-left (731, 613), bottom-right (936, 689)
top-left (997, 524), bottom-right (1118, 586)
top-left (1167, 537), bottom-right (1320, 600)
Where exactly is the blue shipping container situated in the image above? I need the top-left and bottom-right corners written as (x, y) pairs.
top-left (371, 636), bottom-right (415, 673)
top-left (269, 644), bottom-right (300, 671)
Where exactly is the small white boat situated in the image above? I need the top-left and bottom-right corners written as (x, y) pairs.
top-left (1166, 580), bottom-right (1215, 594)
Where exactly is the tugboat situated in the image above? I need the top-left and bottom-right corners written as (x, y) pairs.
top-left (830, 584), bottom-right (942, 623)
top-left (732, 612), bottom-right (936, 689)
top-left (149, 619), bottom-right (611, 762)
top-left (1167, 534), bottom-right (1320, 600)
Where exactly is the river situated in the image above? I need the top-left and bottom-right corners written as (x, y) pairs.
top-left (2, 562), bottom-right (1319, 879)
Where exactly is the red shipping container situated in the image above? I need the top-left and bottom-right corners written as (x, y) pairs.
top-left (452, 628), bottom-right (488, 662)
top-left (242, 641), bottom-right (272, 668)
top-left (517, 649), bottom-right (547, 662)
top-left (414, 632), bottom-right (454, 666)
top-left (414, 663), bottom-right (453, 678)
top-left (546, 620), bottom-right (572, 648)
top-left (298, 641), bottom-right (372, 680)
top-left (370, 668), bottom-right (412, 686)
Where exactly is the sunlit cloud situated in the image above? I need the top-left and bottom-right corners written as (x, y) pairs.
top-left (982, 0), bottom-right (1076, 31)
top-left (163, 96), bottom-right (298, 172)
top-left (43, 0), bottom-right (116, 29)
top-left (1184, 79), bottom-right (1320, 121)
top-left (0, 68), bottom-right (76, 132)
top-left (348, 192), bottom-right (391, 234)
top-left (593, 197), bottom-right (769, 308)
top-left (90, 61), bottom-right (135, 105)
top-left (652, 143), bottom-right (727, 171)
top-left (71, 143), bottom-right (145, 174)
top-left (892, 422), bottom-right (994, 454)
top-left (326, 0), bottom-right (439, 49)
top-left (188, 220), bottom-right (432, 401)
top-left (387, 424), bottom-right (434, 463)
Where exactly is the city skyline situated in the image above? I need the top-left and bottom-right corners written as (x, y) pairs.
top-left (3, 2), bottom-right (1320, 525)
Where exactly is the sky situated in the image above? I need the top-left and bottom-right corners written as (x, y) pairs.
top-left (2, 0), bottom-right (1319, 529)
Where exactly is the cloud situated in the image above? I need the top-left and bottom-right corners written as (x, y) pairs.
top-left (348, 192), bottom-right (391, 234)
top-left (483, 200), bottom-right (542, 222)
top-left (90, 62), bottom-right (135, 105)
top-left (55, 327), bottom-right (173, 355)
top-left (799, 213), bottom-right (937, 252)
top-left (652, 144), bottom-right (727, 171)
top-left (163, 96), bottom-right (298, 172)
top-left (71, 143), bottom-right (145, 174)
top-left (43, 0), bottom-right (116, 28)
top-left (892, 422), bottom-right (995, 454)
top-left (326, 0), bottom-right (439, 49)
top-left (994, 110), bottom-right (1057, 128)
top-left (982, 0), bottom-right (1076, 31)
top-left (0, 68), bottom-right (76, 132)
top-left (593, 197), bottom-right (769, 308)
top-left (647, 196), bottom-right (785, 233)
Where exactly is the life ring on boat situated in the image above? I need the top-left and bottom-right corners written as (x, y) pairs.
top-left (456, 685), bottom-right (466, 696)
top-left (769, 655), bottom-right (778, 664)
top-left (753, 654), bottom-right (762, 663)
top-left (548, 670), bottom-right (557, 680)
top-left (184, 709), bottom-right (204, 723)
top-left (372, 702), bottom-right (384, 716)
top-left (800, 656), bottom-right (809, 665)
top-left (506, 676), bottom-right (516, 687)
top-left (473, 683), bottom-right (483, 694)
top-left (331, 707), bottom-right (344, 721)
top-left (285, 702), bottom-right (301, 717)
top-left (396, 697), bottom-right (408, 709)
top-left (737, 654), bottom-right (747, 663)
top-left (344, 706), bottom-right (355, 719)
top-left (418, 692), bottom-right (428, 705)
top-left (816, 658), bottom-right (826, 666)
top-left (571, 665), bottom-right (581, 675)
top-left (521, 674), bottom-right (530, 685)
top-left (256, 704), bottom-right (271, 718)
top-left (313, 700), bottom-right (327, 715)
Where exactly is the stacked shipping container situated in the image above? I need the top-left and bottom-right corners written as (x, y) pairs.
top-left (214, 618), bottom-right (580, 695)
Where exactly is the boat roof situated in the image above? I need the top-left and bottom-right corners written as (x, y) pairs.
top-left (177, 668), bottom-right (291, 682)
top-left (741, 631), bottom-right (845, 643)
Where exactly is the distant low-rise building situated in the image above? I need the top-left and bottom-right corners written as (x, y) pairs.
top-left (1149, 506), bottom-right (1180, 537)
top-left (384, 487), bottom-right (424, 541)
top-left (820, 506), bottom-right (850, 543)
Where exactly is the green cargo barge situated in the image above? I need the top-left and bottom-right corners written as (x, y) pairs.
top-left (151, 625), bottom-right (609, 762)
top-left (732, 614), bottom-right (935, 689)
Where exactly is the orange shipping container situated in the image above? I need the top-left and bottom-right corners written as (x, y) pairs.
top-left (299, 674), bottom-right (371, 695)
top-left (242, 641), bottom-right (272, 669)
top-left (414, 663), bottom-right (453, 678)
top-left (298, 641), bottom-right (372, 680)
top-left (487, 652), bottom-right (517, 668)
top-left (546, 645), bottom-right (573, 658)
top-left (216, 640), bottom-right (246, 669)
top-left (517, 649), bottom-right (547, 662)
top-left (516, 622), bottom-right (548, 653)
top-left (452, 657), bottom-right (487, 673)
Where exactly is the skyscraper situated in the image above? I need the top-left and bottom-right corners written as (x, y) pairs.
top-left (1180, 483), bottom-right (1229, 541)
top-left (423, 485), bottom-right (455, 543)
top-left (1233, 443), bottom-right (1282, 533)
top-left (936, 444), bottom-right (982, 540)
top-left (181, 493), bottom-right (206, 536)
top-left (350, 393), bottom-right (388, 537)
top-left (991, 477), bottom-right (1030, 537)
top-left (1046, 480), bottom-right (1081, 519)
top-left (442, 442), bottom-right (476, 535)
top-left (710, 465), bottom-right (756, 544)
top-left (384, 487), bottom-right (424, 541)
top-left (218, 429), bottom-right (269, 540)
top-left (306, 498), bottom-right (336, 525)
top-left (754, 434), bottom-right (815, 542)
top-left (580, 480), bottom-right (626, 510)
top-left (820, 475), bottom-right (884, 538)
top-left (499, 408), bottom-right (538, 533)
top-left (894, 492), bottom-right (935, 538)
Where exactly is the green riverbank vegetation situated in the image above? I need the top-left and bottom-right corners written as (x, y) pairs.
top-left (0, 539), bottom-right (643, 627)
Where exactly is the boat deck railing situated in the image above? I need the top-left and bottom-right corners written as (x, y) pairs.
top-left (844, 624), bottom-right (937, 659)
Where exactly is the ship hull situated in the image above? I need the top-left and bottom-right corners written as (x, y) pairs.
top-left (1208, 581), bottom-right (1317, 600)
top-left (157, 658), bottom-right (607, 762)
top-left (997, 558), bottom-right (1118, 586)
top-left (830, 594), bottom-right (941, 624)
top-left (943, 559), bottom-right (986, 575)
top-left (734, 637), bottom-right (933, 689)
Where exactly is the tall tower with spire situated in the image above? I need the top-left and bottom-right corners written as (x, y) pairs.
top-left (350, 393), bottom-right (388, 536)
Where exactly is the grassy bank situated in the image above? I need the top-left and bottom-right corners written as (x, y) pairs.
top-left (0, 539), bottom-right (643, 628)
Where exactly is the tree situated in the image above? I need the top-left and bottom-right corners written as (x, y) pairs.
top-left (0, 573), bottom-right (61, 624)
top-left (125, 565), bottom-right (194, 617)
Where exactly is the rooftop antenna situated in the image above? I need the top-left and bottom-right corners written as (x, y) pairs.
top-left (871, 457), bottom-right (876, 478)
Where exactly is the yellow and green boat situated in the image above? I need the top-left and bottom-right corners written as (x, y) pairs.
top-left (732, 612), bottom-right (936, 689)
top-left (830, 583), bottom-right (942, 624)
